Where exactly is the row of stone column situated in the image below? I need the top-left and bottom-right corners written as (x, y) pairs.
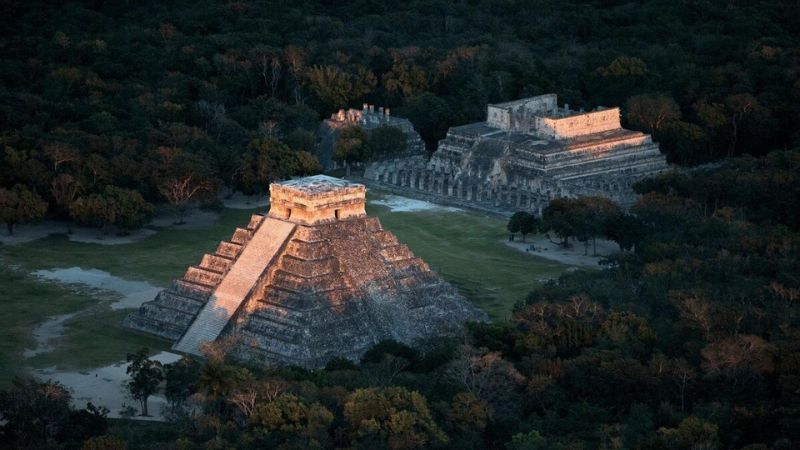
top-left (375, 167), bottom-right (554, 215)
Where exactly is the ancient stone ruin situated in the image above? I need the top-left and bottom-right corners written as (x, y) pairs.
top-left (316, 104), bottom-right (425, 169)
top-left (124, 175), bottom-right (486, 367)
top-left (365, 93), bottom-right (669, 214)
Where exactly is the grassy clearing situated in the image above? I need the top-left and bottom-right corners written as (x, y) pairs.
top-left (367, 200), bottom-right (567, 319)
top-left (0, 270), bottom-right (94, 384)
top-left (26, 308), bottom-right (169, 373)
top-left (0, 207), bottom-right (259, 286)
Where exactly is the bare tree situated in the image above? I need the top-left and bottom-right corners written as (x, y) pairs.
top-left (44, 142), bottom-right (79, 172)
top-left (159, 175), bottom-right (211, 224)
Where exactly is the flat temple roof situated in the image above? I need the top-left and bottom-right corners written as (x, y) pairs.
top-left (273, 175), bottom-right (364, 195)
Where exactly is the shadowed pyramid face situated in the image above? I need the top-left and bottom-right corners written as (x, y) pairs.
top-left (268, 175), bottom-right (367, 225)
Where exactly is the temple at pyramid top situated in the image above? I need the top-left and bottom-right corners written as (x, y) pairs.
top-left (268, 175), bottom-right (366, 225)
top-left (124, 175), bottom-right (487, 367)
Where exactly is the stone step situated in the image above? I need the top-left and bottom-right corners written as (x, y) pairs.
top-left (183, 266), bottom-right (224, 286)
top-left (172, 279), bottom-right (214, 299)
top-left (136, 302), bottom-right (196, 328)
top-left (253, 302), bottom-right (307, 326)
top-left (216, 241), bottom-right (243, 259)
top-left (173, 218), bottom-right (296, 356)
top-left (381, 245), bottom-right (414, 262)
top-left (270, 270), bottom-right (346, 294)
top-left (230, 227), bottom-right (252, 245)
top-left (246, 213), bottom-right (264, 230)
top-left (200, 254), bottom-right (234, 273)
top-left (122, 314), bottom-right (185, 341)
top-left (247, 316), bottom-right (304, 342)
top-left (156, 290), bottom-right (206, 314)
top-left (279, 254), bottom-right (338, 276)
top-left (283, 240), bottom-right (329, 260)
top-left (372, 231), bottom-right (399, 247)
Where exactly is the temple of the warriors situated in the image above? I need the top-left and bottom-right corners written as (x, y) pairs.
top-left (124, 175), bottom-right (485, 367)
top-left (365, 94), bottom-right (669, 213)
top-left (316, 104), bottom-right (425, 169)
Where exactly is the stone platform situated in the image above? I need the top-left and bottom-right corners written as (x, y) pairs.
top-left (365, 94), bottom-right (669, 213)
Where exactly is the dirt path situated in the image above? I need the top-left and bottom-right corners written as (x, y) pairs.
top-left (22, 312), bottom-right (80, 358)
top-left (221, 192), bottom-right (269, 209)
top-left (503, 235), bottom-right (618, 268)
top-left (370, 194), bottom-right (463, 213)
top-left (33, 267), bottom-right (162, 310)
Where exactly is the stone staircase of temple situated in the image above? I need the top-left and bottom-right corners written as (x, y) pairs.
top-left (172, 217), bottom-right (296, 356)
top-left (123, 212), bottom-right (268, 340)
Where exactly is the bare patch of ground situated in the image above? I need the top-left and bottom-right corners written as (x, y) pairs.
top-left (21, 268), bottom-right (163, 360)
top-left (22, 312), bottom-right (80, 358)
top-left (503, 235), bottom-right (618, 268)
top-left (149, 208), bottom-right (219, 230)
top-left (33, 351), bottom-right (182, 421)
top-left (370, 194), bottom-right (463, 213)
top-left (33, 267), bottom-right (162, 310)
top-left (221, 192), bottom-right (269, 209)
top-left (0, 221), bottom-right (157, 246)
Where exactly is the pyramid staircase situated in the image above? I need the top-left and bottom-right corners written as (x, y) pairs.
top-left (123, 213), bottom-right (270, 340)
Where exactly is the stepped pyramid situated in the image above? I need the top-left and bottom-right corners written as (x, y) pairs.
top-left (124, 175), bottom-right (487, 367)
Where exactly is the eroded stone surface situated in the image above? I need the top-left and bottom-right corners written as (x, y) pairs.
top-left (125, 176), bottom-right (487, 368)
top-left (365, 93), bottom-right (669, 213)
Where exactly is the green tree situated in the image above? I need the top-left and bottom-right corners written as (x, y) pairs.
top-left (507, 211), bottom-right (537, 242)
top-left (658, 417), bottom-right (720, 450)
top-left (334, 126), bottom-right (369, 176)
top-left (237, 139), bottom-right (301, 194)
top-left (541, 198), bottom-right (582, 247)
top-left (398, 93), bottom-right (452, 149)
top-left (507, 212), bottom-right (522, 240)
top-left (125, 348), bottom-right (163, 417)
top-left (604, 211), bottom-right (642, 251)
top-left (250, 393), bottom-right (333, 447)
top-left (0, 378), bottom-right (73, 447)
top-left (0, 184), bottom-right (48, 235)
top-left (163, 357), bottom-right (200, 413)
top-left (81, 436), bottom-right (128, 450)
top-left (283, 128), bottom-right (316, 153)
top-left (625, 94), bottom-right (681, 134)
top-left (344, 387), bottom-right (447, 449)
top-left (368, 125), bottom-right (408, 159)
top-left (158, 174), bottom-right (212, 225)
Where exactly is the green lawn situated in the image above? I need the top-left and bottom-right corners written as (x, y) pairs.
top-left (0, 270), bottom-right (94, 384)
top-left (25, 308), bottom-right (169, 373)
top-left (367, 200), bottom-right (566, 319)
top-left (0, 207), bottom-right (259, 286)
top-left (0, 207), bottom-right (256, 386)
top-left (0, 198), bottom-right (570, 386)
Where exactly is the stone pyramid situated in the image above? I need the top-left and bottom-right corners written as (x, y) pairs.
top-left (124, 175), bottom-right (487, 367)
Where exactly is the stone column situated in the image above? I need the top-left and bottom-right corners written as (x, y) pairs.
top-left (391, 171), bottom-right (398, 185)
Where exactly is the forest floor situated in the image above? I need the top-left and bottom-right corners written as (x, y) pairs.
top-left (0, 190), bottom-right (577, 416)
